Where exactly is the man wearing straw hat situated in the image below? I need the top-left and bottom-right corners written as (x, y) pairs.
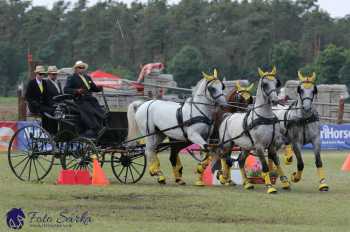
top-left (46, 66), bottom-right (62, 104)
top-left (64, 61), bottom-right (104, 137)
top-left (25, 65), bottom-right (56, 133)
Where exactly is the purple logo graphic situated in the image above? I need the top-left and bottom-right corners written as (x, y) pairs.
top-left (6, 208), bottom-right (25, 230)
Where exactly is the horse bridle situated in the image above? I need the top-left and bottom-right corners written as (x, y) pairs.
top-left (261, 76), bottom-right (280, 97)
top-left (205, 79), bottom-right (225, 102)
top-left (297, 84), bottom-right (317, 109)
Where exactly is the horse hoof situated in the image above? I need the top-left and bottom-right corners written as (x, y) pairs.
top-left (158, 176), bottom-right (166, 184)
top-left (222, 180), bottom-right (236, 186)
top-left (319, 183), bottom-right (329, 192)
top-left (267, 187), bottom-right (278, 194)
top-left (218, 175), bottom-right (227, 185)
top-left (195, 180), bottom-right (205, 186)
top-left (280, 178), bottom-right (291, 190)
top-left (243, 182), bottom-right (254, 190)
top-left (282, 182), bottom-right (291, 190)
top-left (176, 179), bottom-right (186, 185)
top-left (291, 172), bottom-right (300, 183)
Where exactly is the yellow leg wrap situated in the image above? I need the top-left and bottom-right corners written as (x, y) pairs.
top-left (276, 166), bottom-right (290, 190)
top-left (291, 170), bottom-right (303, 183)
top-left (283, 145), bottom-right (294, 165)
top-left (317, 168), bottom-right (326, 181)
top-left (262, 172), bottom-right (272, 185)
top-left (262, 172), bottom-right (277, 194)
top-left (317, 168), bottom-right (329, 191)
top-left (172, 156), bottom-right (183, 179)
top-left (173, 156), bottom-right (185, 185)
top-left (219, 159), bottom-right (230, 185)
top-left (149, 157), bottom-right (160, 176)
top-left (194, 158), bottom-right (209, 186)
top-left (240, 168), bottom-right (254, 190)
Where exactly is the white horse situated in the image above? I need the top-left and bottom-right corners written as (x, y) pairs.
top-left (273, 72), bottom-right (329, 191)
top-left (218, 66), bottom-right (285, 194)
top-left (127, 70), bottom-right (227, 184)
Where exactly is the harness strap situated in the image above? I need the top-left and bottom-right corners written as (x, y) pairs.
top-left (176, 104), bottom-right (213, 141)
top-left (243, 110), bottom-right (255, 146)
top-left (284, 101), bottom-right (297, 136)
top-left (176, 104), bottom-right (188, 140)
top-left (146, 100), bottom-right (156, 134)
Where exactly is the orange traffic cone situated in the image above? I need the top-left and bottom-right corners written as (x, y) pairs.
top-left (341, 154), bottom-right (350, 171)
top-left (92, 159), bottom-right (110, 186)
top-left (202, 161), bottom-right (213, 186)
top-left (56, 169), bottom-right (76, 185)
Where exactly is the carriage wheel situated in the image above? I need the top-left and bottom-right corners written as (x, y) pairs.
top-left (111, 148), bottom-right (146, 184)
top-left (8, 125), bottom-right (55, 182)
top-left (60, 137), bottom-right (100, 171)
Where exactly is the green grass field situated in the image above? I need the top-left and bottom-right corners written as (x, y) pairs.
top-left (1, 151), bottom-right (350, 232)
top-left (0, 97), bottom-right (17, 120)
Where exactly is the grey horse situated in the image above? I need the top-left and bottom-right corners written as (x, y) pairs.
top-left (218, 66), bottom-right (285, 194)
top-left (273, 72), bottom-right (329, 192)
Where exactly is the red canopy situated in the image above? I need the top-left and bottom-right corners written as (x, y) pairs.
top-left (89, 70), bottom-right (122, 89)
top-left (89, 70), bottom-right (144, 92)
top-left (89, 70), bottom-right (121, 80)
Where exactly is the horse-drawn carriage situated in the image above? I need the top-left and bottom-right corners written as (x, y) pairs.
top-left (7, 92), bottom-right (147, 184)
top-left (7, 67), bottom-right (328, 193)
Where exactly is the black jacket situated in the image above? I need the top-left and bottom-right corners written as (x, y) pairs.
top-left (25, 79), bottom-right (49, 114)
top-left (64, 72), bottom-right (101, 95)
top-left (46, 79), bottom-right (62, 106)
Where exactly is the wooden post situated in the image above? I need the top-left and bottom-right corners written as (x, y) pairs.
top-left (17, 86), bottom-right (26, 121)
top-left (337, 96), bottom-right (345, 124)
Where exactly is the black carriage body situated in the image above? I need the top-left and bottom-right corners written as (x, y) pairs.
top-left (8, 93), bottom-right (146, 184)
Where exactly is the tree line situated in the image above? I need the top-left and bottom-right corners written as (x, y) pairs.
top-left (0, 0), bottom-right (350, 96)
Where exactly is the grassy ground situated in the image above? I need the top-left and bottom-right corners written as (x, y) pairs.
top-left (0, 97), bottom-right (17, 120)
top-left (0, 150), bottom-right (350, 232)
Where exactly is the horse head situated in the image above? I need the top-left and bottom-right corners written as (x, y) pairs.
top-left (257, 65), bottom-right (281, 105)
top-left (201, 69), bottom-right (227, 106)
top-left (297, 71), bottom-right (317, 113)
top-left (234, 81), bottom-right (254, 105)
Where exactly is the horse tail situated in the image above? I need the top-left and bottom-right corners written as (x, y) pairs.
top-left (127, 100), bottom-right (144, 142)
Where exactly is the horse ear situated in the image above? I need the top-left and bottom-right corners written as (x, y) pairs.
top-left (314, 85), bottom-right (318, 95)
top-left (310, 72), bottom-right (316, 83)
top-left (236, 81), bottom-right (242, 91)
top-left (258, 68), bottom-right (265, 78)
top-left (271, 66), bottom-right (277, 76)
top-left (213, 69), bottom-right (218, 79)
top-left (202, 72), bottom-right (213, 81)
top-left (247, 83), bottom-right (254, 92)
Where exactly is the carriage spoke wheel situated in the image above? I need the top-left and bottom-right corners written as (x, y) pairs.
top-left (8, 125), bottom-right (55, 182)
top-left (111, 148), bottom-right (146, 184)
top-left (60, 137), bottom-right (99, 171)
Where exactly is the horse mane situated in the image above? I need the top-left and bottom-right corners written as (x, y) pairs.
top-left (192, 78), bottom-right (205, 96)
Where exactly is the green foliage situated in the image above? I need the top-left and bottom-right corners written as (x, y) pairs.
top-left (313, 44), bottom-right (347, 84)
top-left (339, 50), bottom-right (350, 88)
top-left (168, 46), bottom-right (204, 87)
top-left (272, 41), bottom-right (301, 82)
top-left (1, 0), bottom-right (350, 95)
